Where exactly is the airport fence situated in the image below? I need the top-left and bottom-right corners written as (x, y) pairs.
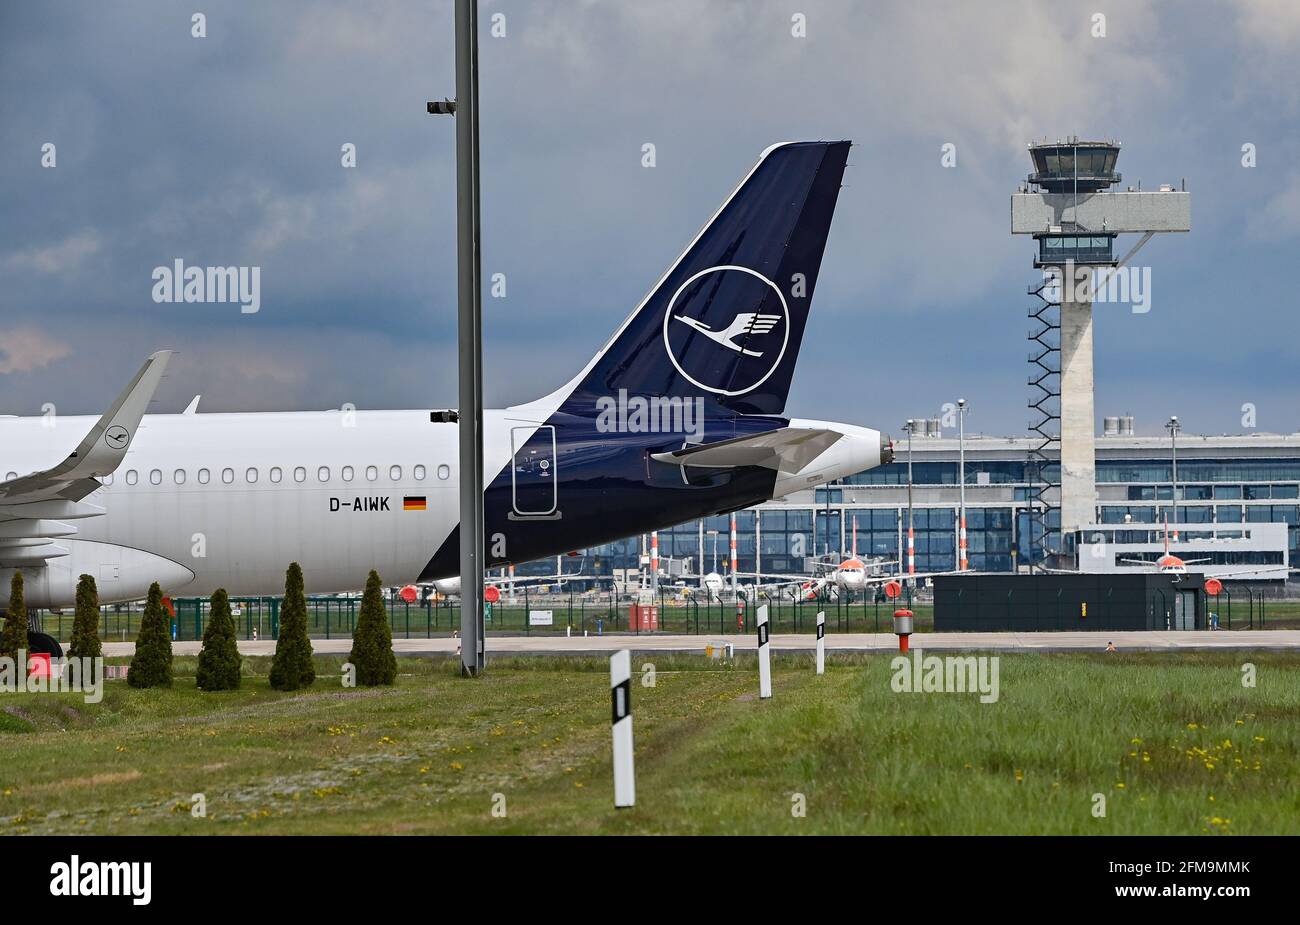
top-left (30, 582), bottom-right (1295, 644)
top-left (32, 588), bottom-right (933, 643)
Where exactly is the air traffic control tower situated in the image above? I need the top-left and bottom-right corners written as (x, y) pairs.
top-left (1012, 139), bottom-right (1189, 564)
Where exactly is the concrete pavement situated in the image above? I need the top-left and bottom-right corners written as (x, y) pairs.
top-left (100, 629), bottom-right (1300, 658)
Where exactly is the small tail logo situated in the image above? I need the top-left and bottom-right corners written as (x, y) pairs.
top-left (673, 312), bottom-right (782, 357)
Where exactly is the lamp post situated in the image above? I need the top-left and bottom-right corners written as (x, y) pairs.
top-left (904, 419), bottom-right (915, 578)
top-left (427, 0), bottom-right (485, 676)
top-left (957, 398), bottom-right (968, 571)
top-left (1166, 415), bottom-right (1180, 537)
top-left (698, 521), bottom-right (705, 588)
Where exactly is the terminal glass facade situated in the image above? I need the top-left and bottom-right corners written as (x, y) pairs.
top-left (524, 448), bottom-right (1300, 584)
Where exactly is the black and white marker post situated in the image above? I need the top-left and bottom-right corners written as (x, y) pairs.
top-left (610, 649), bottom-right (635, 808)
top-left (815, 610), bottom-right (825, 675)
top-left (757, 604), bottom-right (772, 699)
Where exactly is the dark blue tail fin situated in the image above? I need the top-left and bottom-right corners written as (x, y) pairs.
top-left (558, 141), bottom-right (850, 417)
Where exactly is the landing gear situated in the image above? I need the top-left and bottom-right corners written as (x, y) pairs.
top-left (20, 608), bottom-right (64, 658)
top-left (27, 632), bottom-right (63, 660)
top-left (0, 610), bottom-right (64, 660)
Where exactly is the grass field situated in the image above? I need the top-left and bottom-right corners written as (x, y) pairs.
top-left (2, 651), bottom-right (1299, 835)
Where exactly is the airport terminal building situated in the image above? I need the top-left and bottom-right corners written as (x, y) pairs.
top-left (561, 427), bottom-right (1299, 585)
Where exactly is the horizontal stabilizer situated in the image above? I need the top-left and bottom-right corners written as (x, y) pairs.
top-left (651, 427), bottom-right (842, 472)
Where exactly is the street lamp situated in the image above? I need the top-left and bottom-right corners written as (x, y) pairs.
top-left (904, 419), bottom-right (915, 577)
top-left (957, 398), bottom-right (968, 571)
top-left (1166, 415), bottom-right (1180, 534)
top-left (427, 0), bottom-right (485, 676)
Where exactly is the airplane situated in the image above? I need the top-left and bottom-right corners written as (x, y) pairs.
top-left (1110, 516), bottom-right (1274, 581)
top-left (1117, 517), bottom-right (1208, 576)
top-left (740, 518), bottom-right (875, 596)
top-left (427, 559), bottom-right (586, 599)
top-left (670, 571), bottom-right (727, 599)
top-left (1056, 516), bottom-right (1282, 582)
top-left (0, 140), bottom-right (891, 657)
top-left (741, 518), bottom-right (954, 599)
top-left (699, 572), bottom-right (726, 594)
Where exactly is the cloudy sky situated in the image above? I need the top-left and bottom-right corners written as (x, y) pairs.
top-left (2, 0), bottom-right (1298, 438)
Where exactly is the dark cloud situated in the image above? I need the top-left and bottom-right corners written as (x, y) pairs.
top-left (1, 0), bottom-right (1296, 434)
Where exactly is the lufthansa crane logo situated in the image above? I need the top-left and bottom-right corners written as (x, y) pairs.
top-left (673, 312), bottom-right (781, 357)
top-left (661, 265), bottom-right (789, 396)
top-left (104, 425), bottom-right (130, 449)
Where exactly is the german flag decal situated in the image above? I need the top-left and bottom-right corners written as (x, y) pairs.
top-left (403, 496), bottom-right (427, 511)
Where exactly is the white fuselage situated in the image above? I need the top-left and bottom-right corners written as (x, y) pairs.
top-left (0, 409), bottom-right (476, 607)
top-left (1, 408), bottom-right (882, 608)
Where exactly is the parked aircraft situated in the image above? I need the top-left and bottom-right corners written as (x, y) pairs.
top-left (0, 141), bottom-right (890, 655)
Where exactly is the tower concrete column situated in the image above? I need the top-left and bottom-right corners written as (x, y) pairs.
top-left (1059, 281), bottom-right (1096, 534)
top-left (1013, 137), bottom-right (1189, 564)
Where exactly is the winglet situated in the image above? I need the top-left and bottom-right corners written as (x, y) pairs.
top-left (59, 350), bottom-right (172, 476)
top-left (182, 394), bottom-right (201, 415)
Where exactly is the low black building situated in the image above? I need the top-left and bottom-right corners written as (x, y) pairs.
top-left (933, 573), bottom-right (1206, 632)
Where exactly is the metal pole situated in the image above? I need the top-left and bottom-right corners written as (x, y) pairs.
top-left (896, 508), bottom-right (902, 575)
top-left (823, 481), bottom-right (831, 558)
top-left (905, 419), bottom-right (915, 577)
top-left (455, 0), bottom-right (485, 676)
top-left (957, 398), bottom-right (968, 571)
top-left (698, 520), bottom-right (705, 589)
top-left (730, 514), bottom-right (738, 599)
top-left (1167, 416), bottom-right (1179, 535)
top-left (650, 531), bottom-right (659, 595)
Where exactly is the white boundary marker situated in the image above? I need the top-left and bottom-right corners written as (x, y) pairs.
top-left (757, 604), bottom-right (772, 699)
top-left (815, 610), bottom-right (825, 675)
top-left (610, 649), bottom-right (635, 808)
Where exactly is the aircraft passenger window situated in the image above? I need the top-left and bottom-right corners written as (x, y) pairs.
top-left (414, 465), bottom-right (426, 481)
top-left (174, 469), bottom-right (186, 484)
top-left (293, 467), bottom-right (306, 483)
top-left (390, 465), bottom-right (401, 480)
top-left (270, 467), bottom-right (282, 483)
top-left (198, 468), bottom-right (210, 484)
top-left (365, 465), bottom-right (378, 481)
top-left (149, 469), bottom-right (162, 485)
top-left (221, 468), bottom-right (234, 484)
top-left (318, 466), bottom-right (330, 482)
top-left (125, 470), bottom-right (138, 486)
top-left (342, 465), bottom-right (354, 482)
top-left (246, 467), bottom-right (258, 483)
top-left (102, 473), bottom-right (114, 486)
top-left (437, 464), bottom-right (450, 480)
